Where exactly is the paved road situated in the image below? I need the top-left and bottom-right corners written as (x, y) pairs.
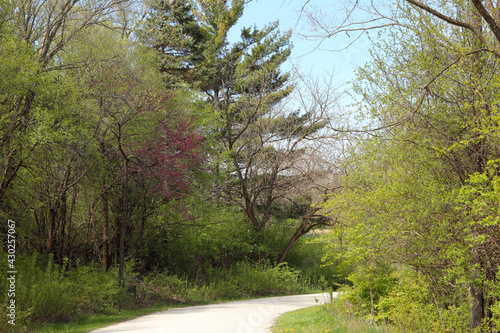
top-left (90, 293), bottom-right (332, 333)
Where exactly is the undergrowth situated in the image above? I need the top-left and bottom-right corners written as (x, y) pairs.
top-left (0, 253), bottom-right (320, 332)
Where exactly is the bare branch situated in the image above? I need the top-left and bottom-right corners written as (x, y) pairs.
top-left (471, 0), bottom-right (500, 43)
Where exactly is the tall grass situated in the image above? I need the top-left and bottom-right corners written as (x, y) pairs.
top-left (0, 252), bottom-right (123, 332)
top-left (142, 261), bottom-right (312, 303)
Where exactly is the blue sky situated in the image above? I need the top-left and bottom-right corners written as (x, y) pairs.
top-left (228, 0), bottom-right (374, 86)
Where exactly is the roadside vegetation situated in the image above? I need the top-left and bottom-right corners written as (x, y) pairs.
top-left (272, 300), bottom-right (386, 333)
top-left (0, 0), bottom-right (343, 331)
top-left (0, 237), bottom-right (333, 332)
top-left (4, 0), bottom-right (500, 332)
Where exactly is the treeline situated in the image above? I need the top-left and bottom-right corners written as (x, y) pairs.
top-left (0, 0), bottom-right (344, 329)
top-left (309, 0), bottom-right (500, 332)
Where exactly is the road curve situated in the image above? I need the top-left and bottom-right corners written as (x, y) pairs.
top-left (90, 293), bottom-right (331, 333)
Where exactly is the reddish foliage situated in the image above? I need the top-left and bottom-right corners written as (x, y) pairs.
top-left (90, 65), bottom-right (204, 199)
top-left (131, 119), bottom-right (204, 199)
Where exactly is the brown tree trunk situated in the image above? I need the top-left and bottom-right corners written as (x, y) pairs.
top-left (275, 207), bottom-right (323, 264)
top-left (102, 189), bottom-right (109, 269)
top-left (469, 283), bottom-right (484, 331)
top-left (118, 161), bottom-right (129, 287)
top-left (89, 208), bottom-right (97, 262)
top-left (57, 191), bottom-right (67, 265)
top-left (0, 157), bottom-right (22, 204)
top-left (0, 92), bottom-right (36, 204)
top-left (47, 207), bottom-right (56, 254)
top-left (275, 225), bottom-right (306, 265)
top-left (63, 192), bottom-right (76, 262)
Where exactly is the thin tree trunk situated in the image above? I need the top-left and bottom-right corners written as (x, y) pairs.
top-left (469, 251), bottom-right (485, 332)
top-left (63, 191), bottom-right (76, 261)
top-left (47, 207), bottom-right (56, 254)
top-left (102, 187), bottom-right (109, 269)
top-left (0, 91), bottom-right (36, 203)
top-left (469, 283), bottom-right (484, 331)
top-left (275, 223), bottom-right (306, 264)
top-left (275, 207), bottom-right (325, 264)
top-left (89, 208), bottom-right (97, 262)
top-left (118, 161), bottom-right (129, 287)
top-left (57, 191), bottom-right (67, 265)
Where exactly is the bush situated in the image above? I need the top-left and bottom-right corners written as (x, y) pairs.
top-left (339, 261), bottom-right (397, 321)
top-left (378, 268), bottom-right (469, 332)
top-left (143, 272), bottom-right (213, 303)
top-left (0, 252), bottom-right (124, 330)
top-left (12, 254), bottom-right (77, 324)
top-left (286, 234), bottom-right (351, 290)
top-left (142, 261), bottom-right (306, 304)
top-left (334, 265), bottom-right (470, 332)
top-left (138, 202), bottom-right (256, 276)
top-left (224, 262), bottom-right (301, 296)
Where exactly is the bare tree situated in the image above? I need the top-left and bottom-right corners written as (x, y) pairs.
top-left (219, 66), bottom-right (347, 262)
top-left (14, 0), bottom-right (139, 67)
top-left (299, 0), bottom-right (500, 58)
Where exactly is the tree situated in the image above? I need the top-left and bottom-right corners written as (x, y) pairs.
top-left (305, 0), bottom-right (500, 330)
top-left (143, 0), bottom-right (346, 263)
top-left (84, 61), bottom-right (204, 284)
top-left (0, 0), bottom-right (140, 209)
top-left (140, 0), bottom-right (208, 85)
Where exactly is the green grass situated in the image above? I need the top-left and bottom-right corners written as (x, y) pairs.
top-left (272, 304), bottom-right (387, 333)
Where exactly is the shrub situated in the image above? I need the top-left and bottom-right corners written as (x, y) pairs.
top-left (0, 252), bottom-right (124, 329)
top-left (378, 268), bottom-right (469, 332)
top-left (336, 264), bottom-right (470, 332)
top-left (142, 261), bottom-right (305, 304)
top-left (286, 234), bottom-right (351, 290)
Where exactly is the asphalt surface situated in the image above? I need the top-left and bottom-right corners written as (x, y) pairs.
top-left (90, 293), bottom-right (332, 333)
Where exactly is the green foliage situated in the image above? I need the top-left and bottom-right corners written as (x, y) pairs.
top-left (0, 253), bottom-right (123, 330)
top-left (142, 261), bottom-right (305, 304)
top-left (332, 267), bottom-right (469, 332)
top-left (286, 234), bottom-right (350, 289)
top-left (344, 262), bottom-right (397, 318)
top-left (139, 0), bottom-right (209, 86)
top-left (214, 261), bottom-right (301, 296)
top-left (377, 269), bottom-right (469, 333)
top-left (273, 303), bottom-right (386, 333)
top-left (455, 161), bottom-right (500, 232)
top-left (138, 198), bottom-right (255, 274)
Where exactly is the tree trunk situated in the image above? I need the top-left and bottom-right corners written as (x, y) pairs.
top-left (275, 206), bottom-right (330, 264)
top-left (47, 207), bottom-right (56, 254)
top-left (275, 226), bottom-right (305, 264)
top-left (63, 192), bottom-right (76, 262)
top-left (57, 191), bottom-right (67, 265)
top-left (469, 283), bottom-right (484, 331)
top-left (89, 209), bottom-right (97, 262)
top-left (275, 212), bottom-right (314, 264)
top-left (102, 187), bottom-right (109, 269)
top-left (0, 157), bottom-right (22, 204)
top-left (118, 161), bottom-right (129, 287)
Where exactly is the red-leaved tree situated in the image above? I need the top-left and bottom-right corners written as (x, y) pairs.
top-left (88, 64), bottom-right (204, 284)
top-left (131, 119), bottom-right (205, 199)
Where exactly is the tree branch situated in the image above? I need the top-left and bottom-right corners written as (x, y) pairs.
top-left (471, 0), bottom-right (500, 44)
